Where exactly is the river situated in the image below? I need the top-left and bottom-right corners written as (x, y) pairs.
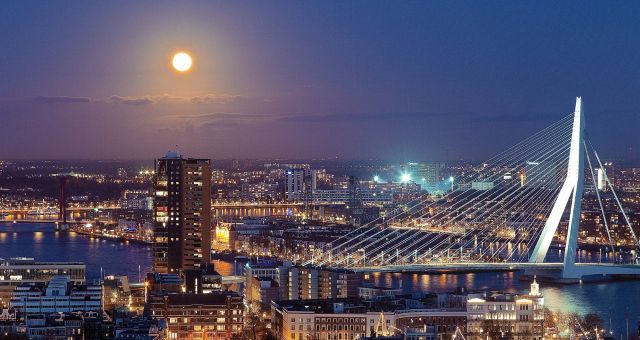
top-left (0, 222), bottom-right (152, 282)
top-left (1, 222), bottom-right (638, 337)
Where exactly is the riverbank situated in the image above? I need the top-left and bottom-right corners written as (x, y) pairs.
top-left (68, 224), bottom-right (152, 245)
top-left (0, 222), bottom-right (152, 280)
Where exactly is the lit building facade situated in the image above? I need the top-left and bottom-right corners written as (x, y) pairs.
top-left (241, 182), bottom-right (280, 202)
top-left (406, 162), bottom-right (444, 192)
top-left (0, 258), bottom-right (85, 308)
top-left (522, 161), bottom-right (561, 188)
top-left (244, 261), bottom-right (291, 306)
top-left (271, 298), bottom-right (467, 340)
top-left (466, 279), bottom-right (544, 340)
top-left (10, 276), bottom-right (102, 316)
top-left (286, 168), bottom-right (316, 202)
top-left (310, 189), bottom-right (393, 205)
top-left (148, 292), bottom-right (244, 339)
top-left (249, 277), bottom-right (280, 317)
top-left (153, 151), bottom-right (212, 273)
top-left (288, 267), bottom-right (362, 301)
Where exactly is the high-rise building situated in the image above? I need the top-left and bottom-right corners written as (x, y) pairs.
top-left (406, 162), bottom-right (444, 192)
top-left (153, 151), bottom-right (212, 273)
top-left (285, 167), bottom-right (316, 202)
top-left (596, 167), bottom-right (607, 191)
top-left (523, 160), bottom-right (561, 187)
top-left (604, 162), bottom-right (615, 188)
top-left (288, 267), bottom-right (362, 300)
top-left (597, 162), bottom-right (615, 191)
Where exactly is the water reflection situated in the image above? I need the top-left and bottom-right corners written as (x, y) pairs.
top-left (0, 222), bottom-right (151, 280)
top-left (370, 270), bottom-right (639, 336)
top-left (1, 222), bottom-right (638, 337)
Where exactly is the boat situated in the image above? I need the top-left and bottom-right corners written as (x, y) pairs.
top-left (56, 223), bottom-right (70, 231)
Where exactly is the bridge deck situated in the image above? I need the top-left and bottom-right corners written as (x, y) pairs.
top-left (349, 262), bottom-right (640, 275)
top-left (351, 262), bottom-right (563, 273)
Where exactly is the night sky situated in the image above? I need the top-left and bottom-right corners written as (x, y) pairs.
top-left (1, 1), bottom-right (639, 162)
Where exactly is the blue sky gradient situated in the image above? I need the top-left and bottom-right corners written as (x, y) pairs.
top-left (1, 1), bottom-right (639, 161)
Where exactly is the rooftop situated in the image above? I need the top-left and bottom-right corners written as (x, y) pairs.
top-left (166, 292), bottom-right (241, 306)
top-left (272, 294), bottom-right (459, 314)
top-left (163, 151), bottom-right (181, 159)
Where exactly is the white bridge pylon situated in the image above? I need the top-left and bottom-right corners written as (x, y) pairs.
top-left (527, 97), bottom-right (640, 280)
top-left (529, 97), bottom-right (584, 278)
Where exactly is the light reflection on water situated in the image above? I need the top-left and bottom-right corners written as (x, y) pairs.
top-left (1, 223), bottom-right (638, 336)
top-left (371, 271), bottom-right (640, 337)
top-left (0, 223), bottom-right (151, 281)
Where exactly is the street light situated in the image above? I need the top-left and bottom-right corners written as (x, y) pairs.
top-left (401, 173), bottom-right (411, 183)
top-left (449, 176), bottom-right (455, 191)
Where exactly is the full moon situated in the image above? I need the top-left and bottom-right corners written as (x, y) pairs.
top-left (172, 52), bottom-right (192, 72)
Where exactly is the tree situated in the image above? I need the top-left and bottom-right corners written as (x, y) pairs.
top-left (245, 308), bottom-right (272, 340)
top-left (543, 307), bottom-right (558, 330)
top-left (481, 319), bottom-right (513, 339)
top-left (582, 313), bottom-right (605, 332)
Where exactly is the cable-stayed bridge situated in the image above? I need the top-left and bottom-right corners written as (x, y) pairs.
top-left (306, 98), bottom-right (640, 282)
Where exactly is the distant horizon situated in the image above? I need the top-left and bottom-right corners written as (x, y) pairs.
top-left (2, 157), bottom-right (639, 167)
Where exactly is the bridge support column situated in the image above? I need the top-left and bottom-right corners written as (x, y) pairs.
top-left (529, 97), bottom-right (584, 279)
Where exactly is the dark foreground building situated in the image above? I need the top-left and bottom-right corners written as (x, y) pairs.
top-left (148, 292), bottom-right (244, 339)
top-left (153, 151), bottom-right (212, 273)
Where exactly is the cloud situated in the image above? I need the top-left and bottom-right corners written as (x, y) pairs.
top-left (107, 95), bottom-right (154, 105)
top-left (152, 94), bottom-right (186, 104)
top-left (104, 93), bottom-right (244, 105)
top-left (175, 112), bottom-right (264, 120)
top-left (33, 96), bottom-right (91, 103)
top-left (188, 94), bottom-right (244, 104)
top-left (169, 112), bottom-right (268, 130)
top-left (22, 92), bottom-right (245, 107)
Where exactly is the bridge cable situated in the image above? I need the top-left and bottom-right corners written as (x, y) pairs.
top-left (340, 123), bottom-right (568, 266)
top-left (314, 114), bottom-right (574, 261)
top-left (333, 133), bottom-right (568, 267)
top-left (584, 141), bottom-right (616, 258)
top-left (392, 133), bottom-right (571, 265)
top-left (320, 116), bottom-right (573, 267)
top-left (588, 140), bottom-right (640, 249)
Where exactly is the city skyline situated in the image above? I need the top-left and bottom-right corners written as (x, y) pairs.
top-left (2, 2), bottom-right (640, 161)
top-left (3, 2), bottom-right (640, 339)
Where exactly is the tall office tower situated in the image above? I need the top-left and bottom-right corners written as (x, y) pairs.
top-left (347, 176), bottom-right (361, 208)
top-left (522, 160), bottom-right (561, 187)
top-left (285, 167), bottom-right (316, 202)
top-left (603, 162), bottom-right (615, 190)
top-left (596, 162), bottom-right (615, 192)
top-left (153, 151), bottom-right (212, 274)
top-left (596, 167), bottom-right (607, 191)
top-left (406, 162), bottom-right (443, 192)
